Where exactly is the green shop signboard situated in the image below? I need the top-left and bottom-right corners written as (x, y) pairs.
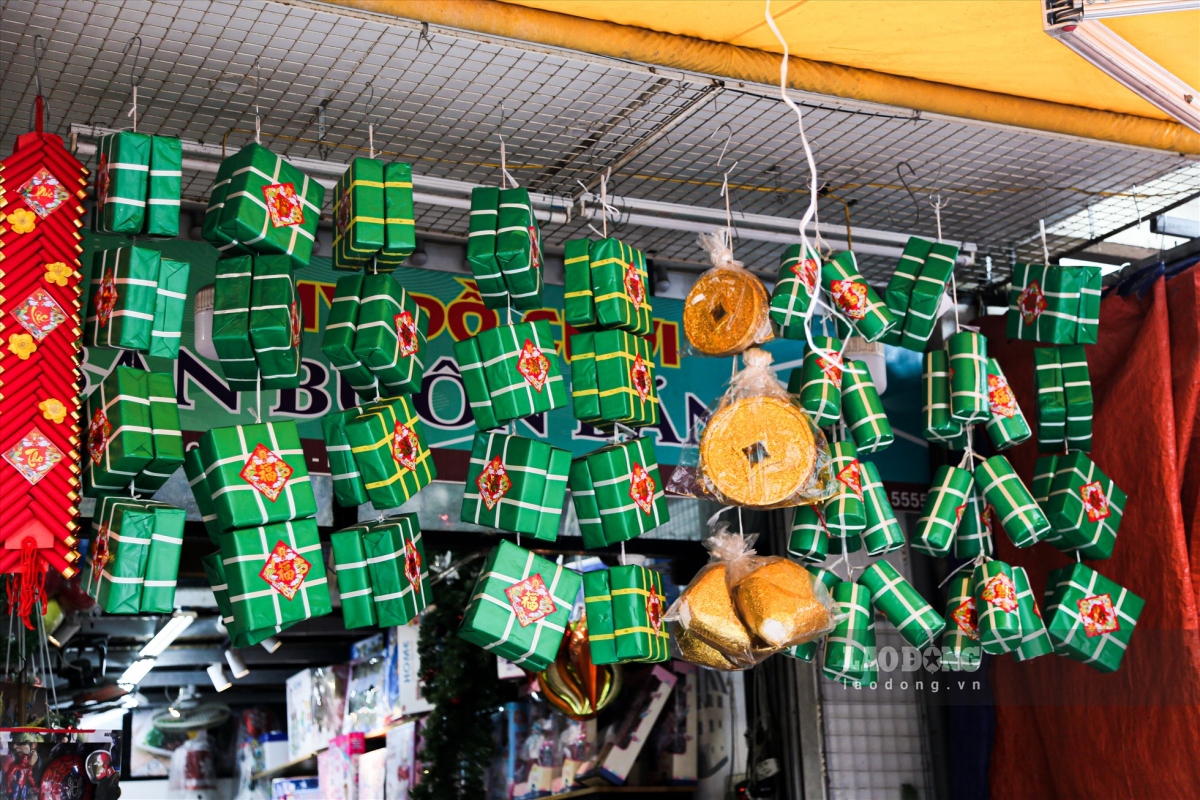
top-left (81, 235), bottom-right (928, 486)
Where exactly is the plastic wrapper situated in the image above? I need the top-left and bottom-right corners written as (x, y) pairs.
top-left (667, 347), bottom-right (834, 509)
top-left (683, 231), bottom-right (773, 357)
top-left (665, 526), bottom-right (835, 670)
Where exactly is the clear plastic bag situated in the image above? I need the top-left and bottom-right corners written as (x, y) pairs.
top-left (721, 526), bottom-right (836, 649)
top-left (664, 538), bottom-right (756, 669)
top-left (666, 525), bottom-right (836, 670)
top-left (683, 231), bottom-right (774, 357)
top-left (666, 347), bottom-right (835, 509)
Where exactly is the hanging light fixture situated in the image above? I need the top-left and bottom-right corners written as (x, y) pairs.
top-left (207, 663), bottom-right (232, 693)
top-left (1043, 0), bottom-right (1200, 133)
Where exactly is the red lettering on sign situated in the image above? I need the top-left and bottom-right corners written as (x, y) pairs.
top-left (296, 280), bottom-right (336, 333)
top-left (411, 292), bottom-right (446, 341)
top-left (447, 278), bottom-right (500, 341)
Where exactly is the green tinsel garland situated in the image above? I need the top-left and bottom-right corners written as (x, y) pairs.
top-left (412, 558), bottom-right (511, 800)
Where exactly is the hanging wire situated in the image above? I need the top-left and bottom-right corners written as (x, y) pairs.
top-left (896, 161), bottom-right (922, 226)
top-left (497, 101), bottom-right (519, 189)
top-left (764, 0), bottom-right (835, 367)
top-left (28, 35), bottom-right (52, 131)
top-left (1039, 219), bottom-right (1051, 265)
top-left (362, 80), bottom-right (379, 159)
top-left (124, 36), bottom-right (144, 132)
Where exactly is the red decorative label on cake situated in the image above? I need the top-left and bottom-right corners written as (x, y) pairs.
top-left (290, 300), bottom-right (302, 348)
top-left (1017, 281), bottom-right (1047, 324)
top-left (830, 279), bottom-right (868, 320)
top-left (1078, 593), bottom-right (1119, 637)
top-left (818, 353), bottom-right (843, 384)
top-left (3, 428), bottom-right (63, 486)
top-left (476, 456), bottom-right (512, 511)
top-left (631, 355), bottom-right (651, 402)
top-left (392, 421), bottom-right (420, 471)
top-left (262, 182), bottom-right (305, 228)
top-left (505, 574), bottom-right (557, 627)
top-left (92, 523), bottom-right (113, 574)
top-left (394, 310), bottom-right (420, 357)
top-left (980, 573), bottom-right (1018, 613)
top-left (955, 503), bottom-right (967, 525)
top-left (87, 410), bottom-right (111, 465)
top-left (95, 267), bottom-right (118, 327)
top-left (952, 598), bottom-right (979, 640)
top-left (21, 168), bottom-right (69, 218)
top-left (836, 460), bottom-right (863, 500)
top-left (1080, 480), bottom-right (1111, 523)
top-left (259, 540), bottom-right (311, 600)
top-left (791, 257), bottom-right (820, 294)
top-left (239, 443), bottom-right (294, 502)
top-left (528, 225), bottom-right (542, 271)
top-left (517, 339), bottom-right (550, 392)
top-left (624, 261), bottom-right (645, 307)
top-left (988, 372), bottom-right (1017, 418)
top-left (96, 156), bottom-right (111, 213)
top-left (403, 539), bottom-right (423, 591)
top-left (336, 188), bottom-right (352, 234)
top-left (981, 504), bottom-right (996, 537)
top-left (647, 585), bottom-right (663, 635)
top-left (629, 462), bottom-right (656, 515)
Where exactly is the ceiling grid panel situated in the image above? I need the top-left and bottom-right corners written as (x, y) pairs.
top-left (1, 0), bottom-right (1195, 287)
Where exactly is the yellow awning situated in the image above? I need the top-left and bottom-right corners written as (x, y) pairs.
top-left (505, 1), bottom-right (1200, 122)
top-left (327, 0), bottom-right (1200, 153)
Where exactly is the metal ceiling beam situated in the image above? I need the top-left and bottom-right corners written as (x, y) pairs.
top-left (72, 124), bottom-right (969, 264)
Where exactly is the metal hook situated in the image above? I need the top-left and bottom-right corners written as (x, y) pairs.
top-left (709, 124), bottom-right (734, 168)
top-left (895, 161), bottom-right (921, 226)
top-left (925, 160), bottom-right (949, 211)
top-left (124, 36), bottom-right (145, 88)
top-left (362, 80), bottom-right (379, 158)
top-left (29, 35), bottom-right (52, 131)
top-left (417, 22), bottom-right (437, 54)
top-left (124, 36), bottom-right (144, 132)
top-left (33, 35), bottom-right (47, 98)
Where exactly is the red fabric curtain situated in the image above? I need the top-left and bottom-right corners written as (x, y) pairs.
top-left (984, 268), bottom-right (1200, 799)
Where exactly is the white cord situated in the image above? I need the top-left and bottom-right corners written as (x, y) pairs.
top-left (765, 0), bottom-right (832, 366)
top-left (1039, 219), bottom-right (1050, 265)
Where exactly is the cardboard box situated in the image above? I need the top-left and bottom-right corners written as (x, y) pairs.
top-left (319, 733), bottom-right (365, 800)
top-left (355, 748), bottom-right (387, 800)
top-left (654, 662), bottom-right (698, 784)
top-left (385, 720), bottom-right (418, 800)
top-left (287, 666), bottom-right (349, 760)
top-left (272, 777), bottom-right (321, 800)
top-left (585, 665), bottom-right (678, 785)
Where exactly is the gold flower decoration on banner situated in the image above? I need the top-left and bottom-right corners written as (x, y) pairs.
top-left (8, 208), bottom-right (37, 234)
top-left (7, 334), bottom-right (37, 360)
top-left (38, 398), bottom-right (67, 424)
top-left (44, 262), bottom-right (72, 287)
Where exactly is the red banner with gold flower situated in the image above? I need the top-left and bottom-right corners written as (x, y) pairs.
top-left (0, 102), bottom-right (87, 622)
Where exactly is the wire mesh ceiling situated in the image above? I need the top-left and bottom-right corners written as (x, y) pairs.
top-left (2, 0), bottom-right (1196, 286)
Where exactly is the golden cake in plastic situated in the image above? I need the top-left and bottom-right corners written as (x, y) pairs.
top-left (683, 268), bottom-right (771, 356)
top-left (699, 395), bottom-right (816, 507)
top-left (676, 564), bottom-right (753, 663)
top-left (733, 559), bottom-right (831, 648)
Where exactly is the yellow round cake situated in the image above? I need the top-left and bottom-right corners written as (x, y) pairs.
top-left (683, 268), bottom-right (771, 356)
top-left (700, 396), bottom-right (816, 507)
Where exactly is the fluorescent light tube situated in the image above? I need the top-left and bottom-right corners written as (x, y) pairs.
top-left (139, 611), bottom-right (197, 659)
top-left (1044, 8), bottom-right (1200, 133)
top-left (117, 658), bottom-right (157, 689)
top-left (1078, 0), bottom-right (1199, 20)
